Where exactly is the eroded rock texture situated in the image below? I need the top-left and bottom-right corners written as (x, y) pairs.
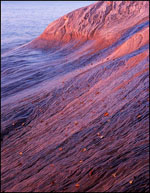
top-left (1, 1), bottom-right (149, 192)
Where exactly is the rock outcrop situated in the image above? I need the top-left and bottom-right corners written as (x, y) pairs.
top-left (29, 1), bottom-right (149, 50)
top-left (1, 1), bottom-right (149, 192)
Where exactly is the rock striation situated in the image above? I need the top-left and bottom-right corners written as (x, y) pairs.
top-left (1, 1), bottom-right (149, 192)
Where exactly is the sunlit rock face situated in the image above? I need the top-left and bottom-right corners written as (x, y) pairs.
top-left (30, 1), bottom-right (149, 49)
top-left (1, 1), bottom-right (149, 192)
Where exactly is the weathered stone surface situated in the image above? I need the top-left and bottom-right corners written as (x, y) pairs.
top-left (1, 1), bottom-right (149, 192)
top-left (29, 1), bottom-right (149, 49)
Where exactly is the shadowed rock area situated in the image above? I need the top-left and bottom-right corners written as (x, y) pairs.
top-left (1, 1), bottom-right (149, 192)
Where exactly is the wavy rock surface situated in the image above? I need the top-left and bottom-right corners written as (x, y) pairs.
top-left (29, 1), bottom-right (149, 48)
top-left (1, 1), bottom-right (149, 192)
